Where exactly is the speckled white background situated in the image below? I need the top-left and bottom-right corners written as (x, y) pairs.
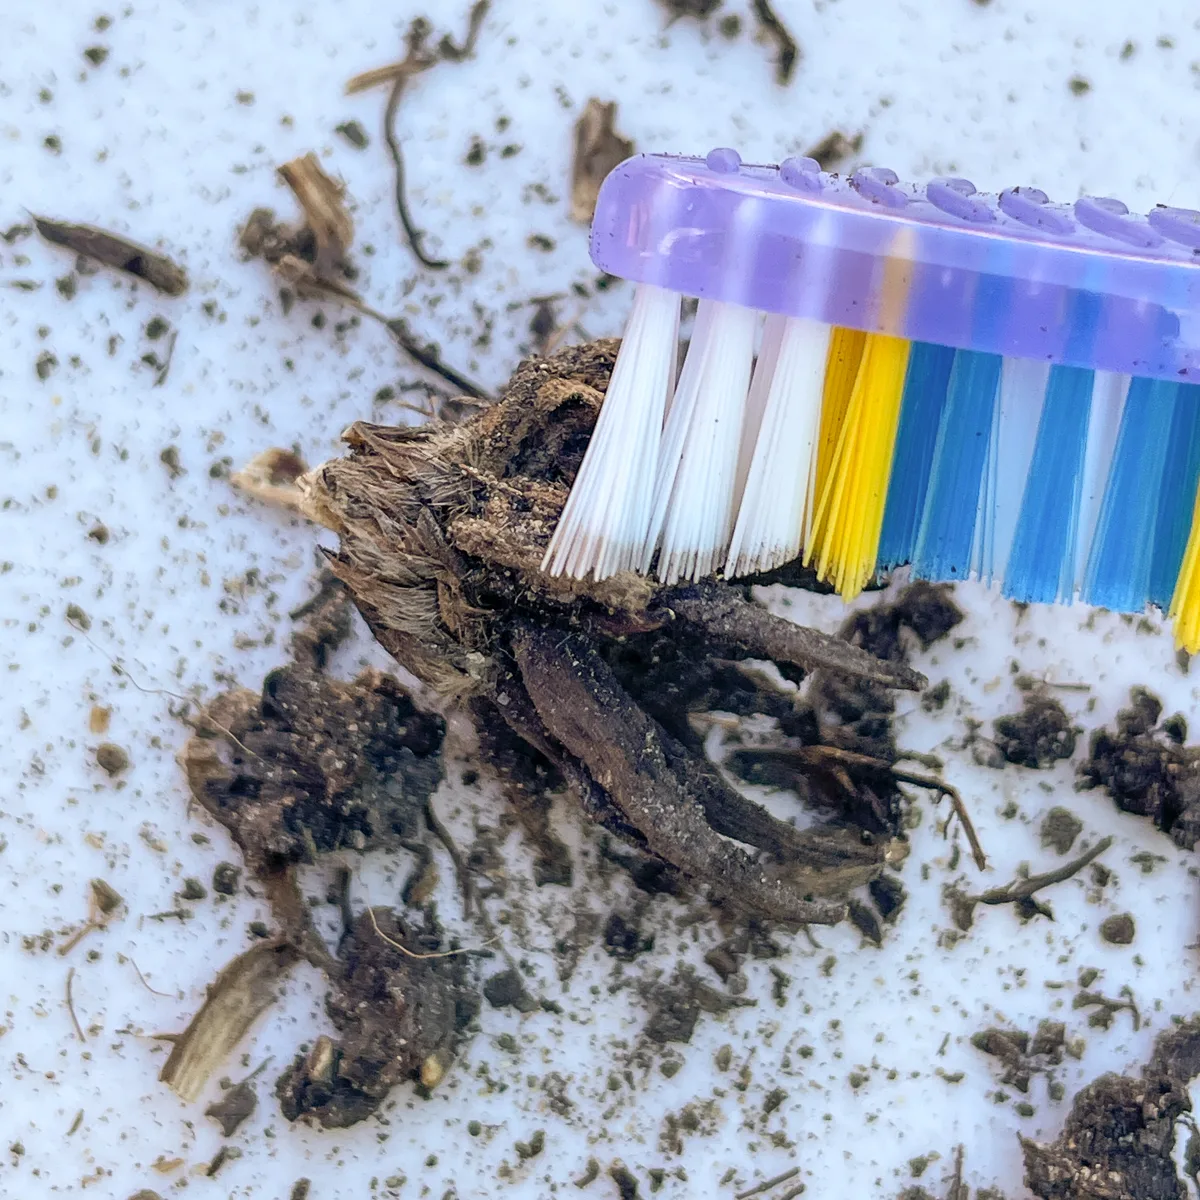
top-left (3, 2), bottom-right (1200, 1197)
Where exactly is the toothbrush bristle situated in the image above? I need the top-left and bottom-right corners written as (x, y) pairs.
top-left (725, 316), bottom-right (829, 578)
top-left (541, 283), bottom-right (679, 581)
top-left (805, 333), bottom-right (909, 598)
top-left (643, 300), bottom-right (757, 584)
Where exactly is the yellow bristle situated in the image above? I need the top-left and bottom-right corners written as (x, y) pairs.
top-left (1169, 481), bottom-right (1200, 653)
top-left (805, 333), bottom-right (911, 599)
top-left (813, 327), bottom-right (866, 506)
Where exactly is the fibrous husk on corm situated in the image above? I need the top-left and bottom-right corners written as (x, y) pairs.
top-left (297, 340), bottom-right (933, 926)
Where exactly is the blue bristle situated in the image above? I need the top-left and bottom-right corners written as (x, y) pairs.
top-left (1149, 383), bottom-right (1200, 610)
top-left (1083, 377), bottom-right (1178, 612)
top-left (1003, 366), bottom-right (1093, 604)
top-left (877, 342), bottom-right (955, 569)
top-left (911, 350), bottom-right (1003, 582)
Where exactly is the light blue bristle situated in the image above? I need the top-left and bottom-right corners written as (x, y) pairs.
top-left (878, 342), bottom-right (955, 570)
top-left (911, 350), bottom-right (1003, 582)
top-left (1003, 366), bottom-right (1093, 604)
top-left (1082, 377), bottom-right (1178, 612)
top-left (1149, 383), bottom-right (1200, 610)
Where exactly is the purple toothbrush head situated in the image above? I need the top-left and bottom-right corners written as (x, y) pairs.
top-left (588, 150), bottom-right (1200, 382)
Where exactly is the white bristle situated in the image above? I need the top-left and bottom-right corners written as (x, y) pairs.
top-left (641, 299), bottom-right (758, 584)
top-left (726, 315), bottom-right (831, 577)
top-left (541, 283), bottom-right (680, 579)
top-left (1072, 369), bottom-right (1127, 593)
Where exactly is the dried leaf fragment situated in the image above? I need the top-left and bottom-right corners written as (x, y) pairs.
top-left (33, 216), bottom-right (188, 295)
top-left (230, 448), bottom-right (310, 513)
top-left (160, 941), bottom-right (299, 1103)
top-left (276, 153), bottom-right (353, 276)
top-left (570, 99), bottom-right (634, 224)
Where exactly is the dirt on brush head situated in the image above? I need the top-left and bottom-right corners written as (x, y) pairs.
top-left (298, 340), bottom-right (930, 925)
top-left (1077, 687), bottom-right (1200, 849)
top-left (276, 906), bottom-right (479, 1128)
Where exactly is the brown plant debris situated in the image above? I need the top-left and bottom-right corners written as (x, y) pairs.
top-left (160, 941), bottom-right (300, 1103)
top-left (275, 906), bottom-right (479, 1128)
top-left (296, 339), bottom-right (928, 926)
top-left (345, 2), bottom-right (491, 269)
top-left (570, 99), bottom-right (635, 224)
top-left (275, 153), bottom-right (354, 276)
top-left (946, 836), bottom-right (1112, 930)
top-left (230, 447), bottom-right (310, 512)
top-left (751, 0), bottom-right (801, 85)
top-left (1077, 687), bottom-right (1200, 849)
top-left (241, 168), bottom-right (488, 400)
top-left (33, 215), bottom-right (188, 295)
top-left (1022, 1017), bottom-right (1200, 1199)
top-left (804, 130), bottom-right (864, 171)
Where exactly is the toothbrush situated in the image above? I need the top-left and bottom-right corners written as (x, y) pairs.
top-left (542, 147), bottom-right (1200, 653)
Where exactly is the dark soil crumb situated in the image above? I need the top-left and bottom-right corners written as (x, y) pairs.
top-left (921, 679), bottom-right (951, 712)
top-left (656, 0), bottom-right (723, 19)
top-left (335, 120), bottom-right (369, 149)
top-left (482, 967), bottom-right (537, 1012)
top-left (869, 872), bottom-right (907, 921)
top-left (205, 1080), bottom-right (257, 1137)
top-left (805, 129), bottom-right (864, 170)
top-left (276, 907), bottom-right (478, 1128)
top-left (993, 692), bottom-right (1077, 769)
top-left (1099, 913), bottom-right (1135, 945)
top-left (212, 862), bottom-right (241, 895)
top-left (1077, 687), bottom-right (1200, 849)
top-left (1022, 1018), bottom-right (1200, 1199)
top-left (643, 966), bottom-right (749, 1044)
top-left (1039, 806), bottom-right (1083, 855)
top-left (973, 1021), bottom-right (1065, 1094)
top-left (609, 1163), bottom-right (641, 1200)
top-left (179, 877), bottom-right (207, 902)
top-left (185, 663), bottom-right (444, 874)
top-left (95, 743), bottom-right (130, 776)
top-left (1068, 75), bottom-right (1091, 95)
top-left (604, 911), bottom-right (654, 962)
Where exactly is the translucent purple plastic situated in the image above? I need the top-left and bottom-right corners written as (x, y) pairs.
top-left (589, 150), bottom-right (1200, 382)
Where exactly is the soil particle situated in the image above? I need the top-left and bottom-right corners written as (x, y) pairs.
top-left (609, 1163), bottom-right (641, 1200)
top-left (275, 907), bottom-right (478, 1128)
top-left (1039, 807), bottom-right (1083, 855)
top-left (972, 1021), bottom-right (1065, 1093)
top-left (212, 862), bottom-right (241, 895)
top-left (569, 99), bottom-right (634, 224)
top-left (1022, 1018), bottom-right (1200, 1198)
top-left (184, 662), bottom-right (444, 873)
top-left (1077, 687), bottom-right (1200, 849)
top-left (1099, 913), bottom-right (1135, 945)
top-left (95, 743), bottom-right (130, 776)
top-left (603, 911), bottom-right (654, 962)
top-left (483, 967), bottom-right (537, 1012)
top-left (643, 966), bottom-right (750, 1044)
top-left (993, 692), bottom-right (1077, 768)
top-left (869, 872), bottom-right (907, 921)
top-left (205, 1080), bottom-right (257, 1137)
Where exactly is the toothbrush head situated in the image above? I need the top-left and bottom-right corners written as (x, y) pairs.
top-left (589, 149), bottom-right (1200, 383)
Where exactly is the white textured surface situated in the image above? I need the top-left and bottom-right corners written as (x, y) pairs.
top-left (2, 2), bottom-right (1200, 1197)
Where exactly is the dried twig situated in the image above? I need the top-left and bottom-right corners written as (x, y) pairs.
top-left (66, 967), bottom-right (85, 1042)
top-left (32, 215), bottom-right (188, 295)
top-left (791, 744), bottom-right (987, 872)
top-left (973, 836), bottom-right (1113, 907)
top-left (736, 1167), bottom-right (800, 1199)
top-left (750, 0), bottom-right (800, 86)
top-left (364, 904), bottom-right (489, 960)
top-left (347, 2), bottom-right (491, 269)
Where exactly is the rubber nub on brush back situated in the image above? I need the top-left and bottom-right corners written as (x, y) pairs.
top-left (589, 151), bottom-right (1200, 383)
